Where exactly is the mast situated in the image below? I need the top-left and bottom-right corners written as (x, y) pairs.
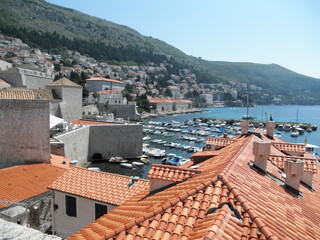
top-left (246, 94), bottom-right (249, 118)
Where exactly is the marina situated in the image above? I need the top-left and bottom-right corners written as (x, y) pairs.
top-left (88, 105), bottom-right (320, 179)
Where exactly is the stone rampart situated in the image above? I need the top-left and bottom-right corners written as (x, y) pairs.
top-left (0, 99), bottom-right (50, 168)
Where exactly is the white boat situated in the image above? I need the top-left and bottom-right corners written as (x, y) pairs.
top-left (142, 136), bottom-right (151, 141)
top-left (290, 131), bottom-right (299, 137)
top-left (120, 163), bottom-right (134, 168)
top-left (132, 161), bottom-right (144, 167)
top-left (88, 167), bottom-right (100, 171)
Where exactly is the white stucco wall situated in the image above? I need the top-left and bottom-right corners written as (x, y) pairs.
top-left (52, 191), bottom-right (116, 239)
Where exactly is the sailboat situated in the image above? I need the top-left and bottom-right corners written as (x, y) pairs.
top-left (242, 94), bottom-right (255, 120)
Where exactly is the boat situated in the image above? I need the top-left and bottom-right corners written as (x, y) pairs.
top-left (109, 156), bottom-right (129, 163)
top-left (142, 136), bottom-right (151, 141)
top-left (290, 130), bottom-right (299, 137)
top-left (132, 161), bottom-right (144, 167)
top-left (140, 157), bottom-right (150, 164)
top-left (120, 163), bottom-right (134, 168)
top-left (88, 167), bottom-right (100, 171)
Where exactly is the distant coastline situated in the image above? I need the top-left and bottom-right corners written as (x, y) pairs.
top-left (141, 108), bottom-right (205, 119)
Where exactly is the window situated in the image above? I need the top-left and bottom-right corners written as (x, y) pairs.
top-left (95, 203), bottom-right (108, 219)
top-left (66, 195), bottom-right (77, 217)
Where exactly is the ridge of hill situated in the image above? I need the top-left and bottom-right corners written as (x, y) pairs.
top-left (0, 0), bottom-right (320, 104)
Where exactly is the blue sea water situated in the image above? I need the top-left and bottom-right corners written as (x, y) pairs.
top-left (152, 105), bottom-right (320, 147)
top-left (90, 105), bottom-right (320, 179)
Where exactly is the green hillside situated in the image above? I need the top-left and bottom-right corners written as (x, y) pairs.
top-left (1, 0), bottom-right (320, 104)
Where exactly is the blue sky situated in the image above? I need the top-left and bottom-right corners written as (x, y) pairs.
top-left (46, 0), bottom-right (320, 79)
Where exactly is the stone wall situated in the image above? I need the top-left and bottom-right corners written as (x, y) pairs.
top-left (89, 124), bottom-right (142, 160)
top-left (106, 103), bottom-right (141, 121)
top-left (0, 67), bottom-right (53, 89)
top-left (48, 86), bottom-right (82, 122)
top-left (55, 127), bottom-right (90, 166)
top-left (54, 124), bottom-right (142, 164)
top-left (0, 99), bottom-right (50, 168)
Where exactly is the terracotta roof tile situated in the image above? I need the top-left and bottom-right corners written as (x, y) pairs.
top-left (86, 77), bottom-right (125, 85)
top-left (268, 155), bottom-right (317, 173)
top-left (272, 142), bottom-right (306, 154)
top-left (0, 164), bottom-right (66, 208)
top-left (0, 88), bottom-right (54, 100)
top-left (147, 164), bottom-right (201, 182)
top-left (49, 167), bottom-right (149, 205)
top-left (70, 132), bottom-right (320, 240)
top-left (147, 97), bottom-right (191, 103)
top-left (71, 120), bottom-right (118, 125)
top-left (50, 154), bottom-right (71, 169)
top-left (206, 137), bottom-right (236, 148)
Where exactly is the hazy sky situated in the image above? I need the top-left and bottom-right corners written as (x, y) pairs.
top-left (46, 0), bottom-right (320, 79)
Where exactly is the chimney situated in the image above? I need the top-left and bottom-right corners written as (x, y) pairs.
top-left (241, 120), bottom-right (248, 135)
top-left (266, 121), bottom-right (276, 138)
top-left (253, 141), bottom-right (271, 172)
top-left (284, 160), bottom-right (304, 192)
top-left (301, 171), bottom-right (313, 188)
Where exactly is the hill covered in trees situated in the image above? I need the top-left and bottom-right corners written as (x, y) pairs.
top-left (1, 0), bottom-right (320, 104)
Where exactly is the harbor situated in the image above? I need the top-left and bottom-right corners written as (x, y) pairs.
top-left (87, 105), bottom-right (320, 179)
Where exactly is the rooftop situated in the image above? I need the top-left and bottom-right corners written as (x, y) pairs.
top-left (147, 164), bottom-right (201, 182)
top-left (86, 77), bottom-right (125, 85)
top-left (0, 88), bottom-right (54, 100)
top-left (70, 120), bottom-right (118, 125)
top-left (47, 77), bottom-right (82, 88)
top-left (0, 164), bottom-right (67, 208)
top-left (148, 97), bottom-right (192, 103)
top-left (48, 167), bottom-right (150, 206)
top-left (69, 131), bottom-right (320, 240)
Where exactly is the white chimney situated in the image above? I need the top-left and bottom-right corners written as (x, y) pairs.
top-left (301, 171), bottom-right (313, 188)
top-left (253, 141), bottom-right (271, 172)
top-left (241, 120), bottom-right (248, 135)
top-left (266, 121), bottom-right (276, 138)
top-left (284, 160), bottom-right (304, 192)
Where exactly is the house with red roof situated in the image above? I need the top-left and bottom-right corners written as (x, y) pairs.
top-left (0, 163), bottom-right (67, 228)
top-left (88, 89), bottom-right (127, 105)
top-left (148, 97), bottom-right (192, 113)
top-left (48, 167), bottom-right (149, 238)
top-left (86, 77), bottom-right (125, 92)
top-left (68, 121), bottom-right (320, 240)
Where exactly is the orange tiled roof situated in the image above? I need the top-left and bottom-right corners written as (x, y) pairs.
top-left (48, 167), bottom-right (149, 206)
top-left (268, 155), bottom-right (317, 173)
top-left (70, 132), bottom-right (320, 240)
top-left (147, 164), bottom-right (201, 182)
top-left (71, 120), bottom-right (117, 125)
top-left (0, 164), bottom-right (67, 208)
top-left (50, 154), bottom-right (71, 169)
top-left (206, 137), bottom-right (236, 148)
top-left (0, 88), bottom-right (54, 100)
top-left (148, 97), bottom-right (191, 103)
top-left (272, 142), bottom-right (306, 154)
top-left (86, 77), bottom-right (125, 85)
top-left (0, 79), bottom-right (10, 85)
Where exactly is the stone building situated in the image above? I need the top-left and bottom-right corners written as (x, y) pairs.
top-left (87, 89), bottom-right (127, 105)
top-left (0, 99), bottom-right (50, 168)
top-left (47, 77), bottom-right (83, 122)
top-left (148, 97), bottom-right (192, 113)
top-left (86, 77), bottom-right (125, 92)
top-left (0, 61), bottom-right (54, 89)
